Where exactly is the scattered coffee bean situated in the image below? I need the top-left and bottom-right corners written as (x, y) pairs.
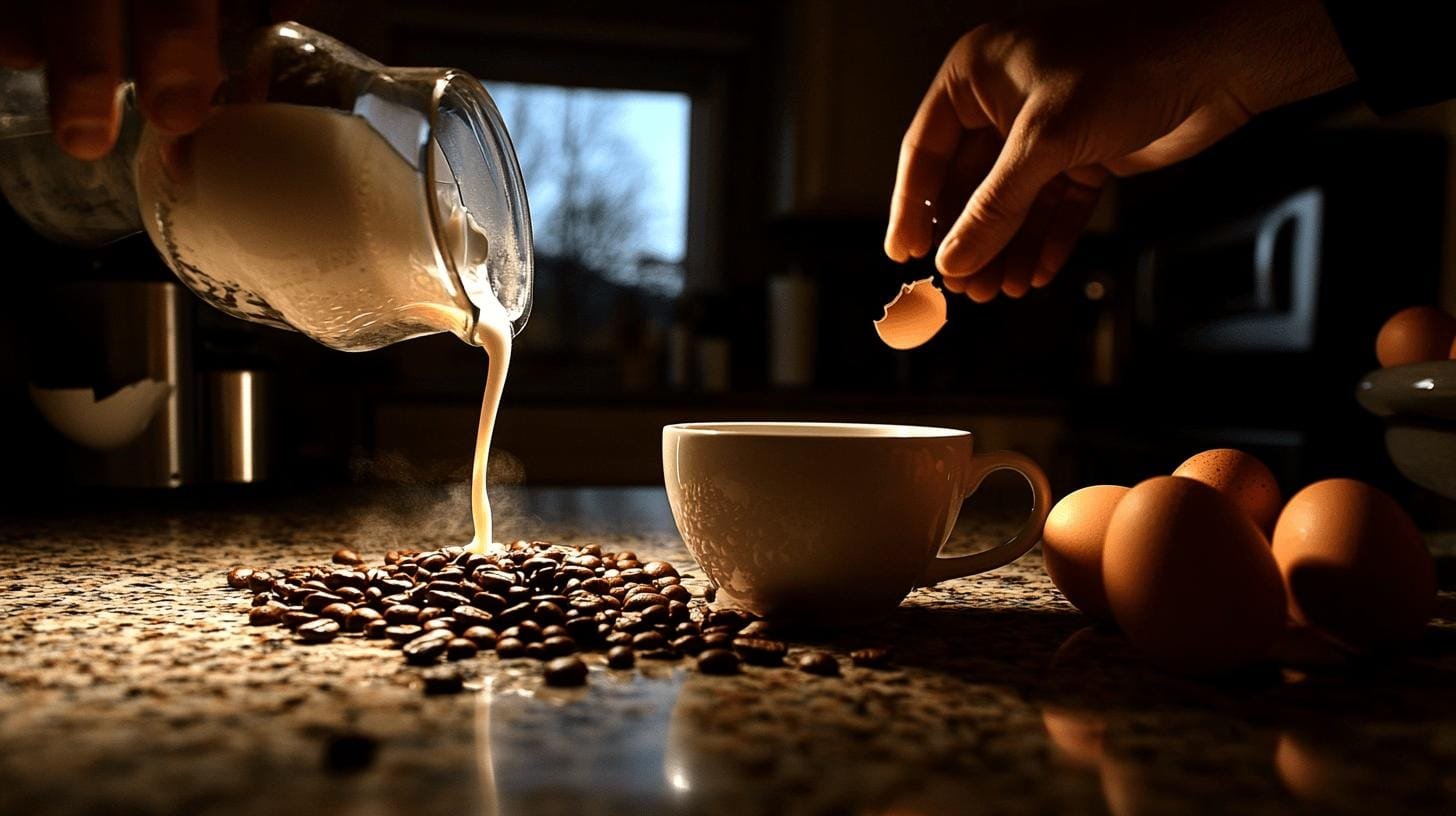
top-left (332, 547), bottom-right (364, 566)
top-left (283, 611), bottom-right (320, 630)
top-left (732, 637), bottom-right (787, 666)
top-left (543, 656), bottom-right (588, 687)
top-left (229, 542), bottom-right (898, 687)
top-left (422, 668), bottom-right (465, 695)
top-left (607, 645), bottom-right (635, 668)
top-left (671, 635), bottom-right (706, 656)
top-left (385, 624), bottom-right (424, 644)
top-left (345, 607), bottom-right (382, 633)
top-left (249, 603), bottom-right (287, 626)
top-left (402, 632), bottom-right (450, 665)
top-left (697, 649), bottom-right (741, 675)
top-left (297, 618), bottom-right (341, 643)
top-left (850, 647), bottom-right (893, 668)
top-left (797, 651), bottom-right (840, 676)
top-left (495, 637), bottom-right (527, 658)
top-left (446, 638), bottom-right (478, 660)
top-left (461, 626), bottom-right (498, 648)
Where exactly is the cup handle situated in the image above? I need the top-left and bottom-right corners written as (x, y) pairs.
top-left (918, 450), bottom-right (1052, 586)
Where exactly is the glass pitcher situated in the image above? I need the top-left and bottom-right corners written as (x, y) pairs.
top-left (4, 22), bottom-right (532, 351)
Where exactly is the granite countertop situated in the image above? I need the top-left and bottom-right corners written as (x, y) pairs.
top-left (3, 486), bottom-right (1456, 816)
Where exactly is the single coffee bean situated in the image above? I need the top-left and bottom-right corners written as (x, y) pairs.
top-left (417, 606), bottom-right (449, 624)
top-left (702, 632), bottom-right (734, 648)
top-left (623, 592), bottom-right (668, 612)
top-left (667, 601), bottom-right (689, 623)
top-left (661, 584), bottom-right (691, 603)
top-left (605, 631), bottom-right (633, 647)
top-left (324, 570), bottom-right (367, 592)
top-left (474, 571), bottom-right (516, 594)
top-left (495, 637), bottom-right (527, 658)
top-left (427, 590), bottom-right (473, 610)
top-left (543, 656), bottom-right (588, 687)
top-left (655, 576), bottom-right (681, 587)
top-left (423, 618), bottom-right (455, 633)
top-left (425, 579), bottom-right (465, 595)
top-left (284, 610), bottom-right (320, 630)
top-left (850, 647), bottom-right (893, 668)
top-left (452, 606), bottom-right (493, 631)
top-left (525, 641), bottom-right (549, 660)
top-left (671, 635), bottom-right (706, 656)
top-left (384, 550), bottom-right (403, 565)
top-left (606, 645), bottom-right (635, 668)
top-left (732, 637), bottom-right (787, 666)
top-left (618, 568), bottom-right (651, 585)
top-left (385, 624), bottom-right (424, 644)
top-left (640, 648), bottom-right (682, 661)
top-left (332, 547), bottom-right (364, 565)
top-left (632, 631), bottom-right (668, 650)
top-left (541, 635), bottom-right (578, 657)
top-left (797, 651), bottom-right (840, 676)
top-left (384, 604), bottom-right (422, 625)
top-left (642, 561), bottom-right (677, 580)
top-left (248, 571), bottom-right (274, 593)
top-left (580, 577), bottom-right (610, 595)
top-left (319, 602), bottom-right (353, 623)
top-left (673, 621), bottom-right (700, 636)
top-left (402, 632), bottom-right (451, 665)
top-left (540, 624), bottom-right (569, 640)
top-left (345, 607), bottom-right (382, 633)
top-left (461, 626), bottom-right (498, 648)
top-left (640, 605), bottom-right (669, 626)
top-left (422, 668), bottom-right (465, 695)
top-left (521, 557), bottom-right (557, 575)
top-left (705, 608), bottom-right (752, 631)
top-left (533, 601), bottom-right (566, 625)
top-left (471, 592), bottom-right (508, 613)
top-left (303, 592), bottom-right (344, 613)
top-left (498, 602), bottom-right (533, 626)
top-left (365, 619), bottom-right (390, 639)
top-left (697, 649), bottom-right (741, 675)
top-left (564, 617), bottom-right (599, 644)
top-left (227, 566), bottom-right (255, 588)
top-left (297, 618), bottom-right (341, 643)
top-left (249, 602), bottom-right (287, 626)
top-left (417, 554), bottom-right (448, 573)
top-left (517, 620), bottom-right (544, 641)
top-left (446, 638), bottom-right (478, 660)
top-left (377, 578), bottom-right (413, 597)
top-left (334, 587), bottom-right (366, 604)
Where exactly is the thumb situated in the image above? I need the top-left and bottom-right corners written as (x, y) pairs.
top-left (936, 110), bottom-right (1067, 279)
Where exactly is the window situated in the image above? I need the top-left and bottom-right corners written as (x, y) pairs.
top-left (486, 82), bottom-right (693, 394)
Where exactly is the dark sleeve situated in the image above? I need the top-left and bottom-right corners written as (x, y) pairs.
top-left (1322, 1), bottom-right (1456, 114)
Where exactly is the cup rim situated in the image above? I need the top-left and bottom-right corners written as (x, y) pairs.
top-left (663, 421), bottom-right (970, 439)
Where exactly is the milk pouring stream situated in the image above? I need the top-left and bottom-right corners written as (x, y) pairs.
top-left (136, 102), bottom-right (519, 550)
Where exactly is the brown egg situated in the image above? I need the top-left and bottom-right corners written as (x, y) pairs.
top-left (1375, 305), bottom-right (1456, 367)
top-left (1271, 479), bottom-right (1435, 650)
top-left (1103, 476), bottom-right (1285, 675)
top-left (1172, 449), bottom-right (1281, 534)
top-left (1042, 485), bottom-right (1127, 626)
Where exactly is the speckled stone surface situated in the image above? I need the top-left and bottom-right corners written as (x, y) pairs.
top-left (2, 487), bottom-right (1456, 816)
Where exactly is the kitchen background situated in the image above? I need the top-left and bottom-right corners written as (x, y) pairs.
top-left (3, 0), bottom-right (1453, 523)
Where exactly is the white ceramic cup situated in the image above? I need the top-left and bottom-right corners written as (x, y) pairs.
top-left (663, 421), bottom-right (1052, 624)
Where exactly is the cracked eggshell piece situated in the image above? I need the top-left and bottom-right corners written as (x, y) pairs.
top-left (874, 277), bottom-right (948, 350)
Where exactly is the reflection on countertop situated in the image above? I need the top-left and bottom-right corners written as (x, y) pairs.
top-left (2, 487), bottom-right (1455, 815)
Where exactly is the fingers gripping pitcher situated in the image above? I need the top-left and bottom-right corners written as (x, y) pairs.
top-left (133, 23), bottom-right (534, 549)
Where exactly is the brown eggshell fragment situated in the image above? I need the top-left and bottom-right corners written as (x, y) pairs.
top-left (1172, 449), bottom-right (1281, 534)
top-left (1271, 478), bottom-right (1435, 650)
top-left (1042, 485), bottom-right (1127, 626)
top-left (874, 277), bottom-right (947, 350)
top-left (1103, 476), bottom-right (1285, 675)
top-left (1376, 305), bottom-right (1456, 367)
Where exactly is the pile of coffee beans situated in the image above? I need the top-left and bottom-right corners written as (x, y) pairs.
top-left (228, 541), bottom-right (893, 692)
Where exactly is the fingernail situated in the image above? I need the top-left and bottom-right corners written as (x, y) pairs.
top-left (57, 123), bottom-right (112, 160)
top-left (150, 84), bottom-right (210, 134)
